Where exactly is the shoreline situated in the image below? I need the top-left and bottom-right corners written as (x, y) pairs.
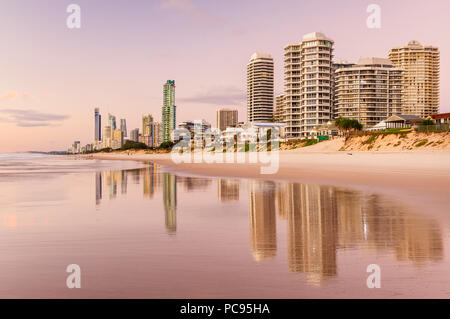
top-left (85, 149), bottom-right (450, 216)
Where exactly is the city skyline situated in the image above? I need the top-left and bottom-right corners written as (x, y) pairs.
top-left (1, 0), bottom-right (450, 151)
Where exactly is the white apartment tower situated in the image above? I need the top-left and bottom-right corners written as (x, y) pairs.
top-left (247, 53), bottom-right (274, 123)
top-left (274, 94), bottom-right (286, 122)
top-left (284, 32), bottom-right (334, 138)
top-left (335, 58), bottom-right (403, 127)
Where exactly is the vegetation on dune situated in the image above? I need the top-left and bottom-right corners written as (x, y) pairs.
top-left (363, 135), bottom-right (377, 145)
top-left (120, 140), bottom-right (149, 150)
top-left (159, 141), bottom-right (175, 149)
top-left (303, 139), bottom-right (318, 147)
top-left (415, 139), bottom-right (428, 147)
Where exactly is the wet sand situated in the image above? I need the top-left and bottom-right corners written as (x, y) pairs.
top-left (2, 153), bottom-right (450, 298)
top-left (88, 150), bottom-right (450, 212)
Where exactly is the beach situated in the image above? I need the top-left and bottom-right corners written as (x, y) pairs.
top-left (1, 152), bottom-right (450, 298)
top-left (87, 142), bottom-right (450, 214)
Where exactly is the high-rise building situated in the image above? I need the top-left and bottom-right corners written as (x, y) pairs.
top-left (274, 94), bottom-right (286, 122)
top-left (332, 61), bottom-right (355, 119)
top-left (94, 108), bottom-right (101, 141)
top-left (141, 114), bottom-right (155, 147)
top-left (111, 129), bottom-right (123, 149)
top-left (153, 122), bottom-right (162, 148)
top-left (284, 44), bottom-right (301, 137)
top-left (247, 53), bottom-right (274, 123)
top-left (130, 128), bottom-right (139, 142)
top-left (120, 119), bottom-right (127, 138)
top-left (103, 125), bottom-right (112, 140)
top-left (284, 32), bottom-right (334, 138)
top-left (388, 40), bottom-right (440, 117)
top-left (108, 114), bottom-right (117, 131)
top-left (216, 108), bottom-right (238, 131)
top-left (335, 58), bottom-right (403, 127)
top-left (142, 114), bottom-right (154, 136)
top-left (162, 80), bottom-right (176, 143)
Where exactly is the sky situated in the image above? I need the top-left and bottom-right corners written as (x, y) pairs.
top-left (0, 0), bottom-right (449, 152)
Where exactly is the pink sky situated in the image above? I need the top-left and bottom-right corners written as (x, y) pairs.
top-left (0, 0), bottom-right (449, 152)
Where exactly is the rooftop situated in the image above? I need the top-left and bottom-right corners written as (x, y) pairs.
top-left (249, 53), bottom-right (273, 61)
top-left (357, 57), bottom-right (393, 66)
top-left (302, 32), bottom-right (333, 42)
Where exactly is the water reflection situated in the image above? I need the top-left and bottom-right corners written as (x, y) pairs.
top-left (249, 181), bottom-right (277, 261)
top-left (94, 164), bottom-right (443, 284)
top-left (163, 173), bottom-right (177, 234)
top-left (218, 179), bottom-right (240, 202)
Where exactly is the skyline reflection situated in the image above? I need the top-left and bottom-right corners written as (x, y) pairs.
top-left (94, 164), bottom-right (444, 283)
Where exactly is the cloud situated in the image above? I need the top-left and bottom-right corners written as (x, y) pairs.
top-left (159, 0), bottom-right (224, 26)
top-left (0, 108), bottom-right (70, 127)
top-left (178, 86), bottom-right (246, 106)
top-left (0, 91), bottom-right (18, 101)
top-left (0, 91), bottom-right (35, 101)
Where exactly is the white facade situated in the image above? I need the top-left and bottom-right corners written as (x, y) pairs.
top-left (247, 53), bottom-right (274, 123)
top-left (284, 32), bottom-right (334, 138)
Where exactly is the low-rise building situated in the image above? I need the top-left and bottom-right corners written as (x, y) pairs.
top-left (431, 112), bottom-right (450, 125)
top-left (385, 114), bottom-right (422, 129)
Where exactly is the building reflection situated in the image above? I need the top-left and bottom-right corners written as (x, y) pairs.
top-left (93, 167), bottom-right (443, 283)
top-left (121, 170), bottom-right (127, 195)
top-left (248, 180), bottom-right (443, 284)
top-left (178, 176), bottom-right (211, 192)
top-left (95, 172), bottom-right (102, 205)
top-left (285, 184), bottom-right (338, 284)
top-left (218, 179), bottom-right (240, 202)
top-left (143, 164), bottom-right (160, 199)
top-left (163, 173), bottom-right (177, 234)
top-left (248, 181), bottom-right (277, 261)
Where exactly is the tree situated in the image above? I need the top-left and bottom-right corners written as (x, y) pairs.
top-left (335, 118), bottom-right (363, 135)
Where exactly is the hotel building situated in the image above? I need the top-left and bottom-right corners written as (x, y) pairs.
top-left (335, 58), bottom-right (403, 127)
top-left (247, 53), bottom-right (274, 123)
top-left (388, 40), bottom-right (440, 117)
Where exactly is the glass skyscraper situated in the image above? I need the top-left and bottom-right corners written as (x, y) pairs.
top-left (162, 80), bottom-right (176, 143)
top-left (94, 108), bottom-right (101, 141)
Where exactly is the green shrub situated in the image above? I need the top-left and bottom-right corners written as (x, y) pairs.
top-left (363, 135), bottom-right (377, 145)
top-left (415, 139), bottom-right (428, 147)
top-left (303, 139), bottom-right (318, 147)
